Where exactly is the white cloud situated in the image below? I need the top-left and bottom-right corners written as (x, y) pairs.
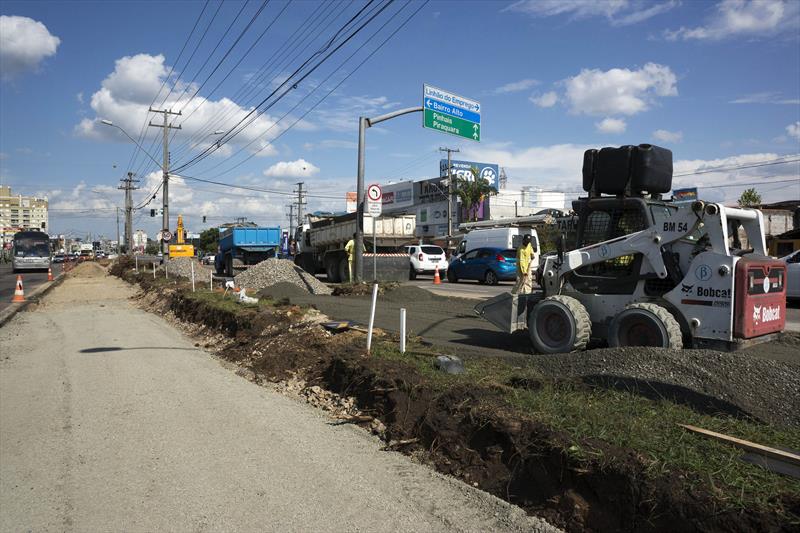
top-left (313, 94), bottom-right (400, 131)
top-left (0, 15), bottom-right (60, 81)
top-left (76, 92), bottom-right (84, 104)
top-left (787, 122), bottom-right (800, 141)
top-left (730, 91), bottom-right (800, 104)
top-left (493, 79), bottom-right (539, 94)
top-left (530, 91), bottom-right (558, 108)
top-left (595, 118), bottom-right (627, 133)
top-left (653, 129), bottom-right (683, 142)
top-left (665, 0), bottom-right (799, 41)
top-left (263, 158), bottom-right (319, 178)
top-left (506, 0), bottom-right (677, 26)
top-left (304, 139), bottom-right (358, 151)
top-left (75, 53), bottom-right (283, 160)
top-left (564, 62), bottom-right (678, 116)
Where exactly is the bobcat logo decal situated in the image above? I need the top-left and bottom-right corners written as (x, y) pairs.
top-left (752, 305), bottom-right (761, 324)
top-left (681, 284), bottom-right (694, 293)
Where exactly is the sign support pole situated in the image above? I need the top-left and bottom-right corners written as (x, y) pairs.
top-left (355, 107), bottom-right (422, 282)
top-left (372, 216), bottom-right (377, 282)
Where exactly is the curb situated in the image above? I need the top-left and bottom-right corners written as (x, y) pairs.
top-left (0, 273), bottom-right (67, 328)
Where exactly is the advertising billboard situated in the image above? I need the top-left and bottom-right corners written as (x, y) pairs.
top-left (673, 187), bottom-right (698, 202)
top-left (440, 159), bottom-right (499, 188)
top-left (380, 181), bottom-right (415, 211)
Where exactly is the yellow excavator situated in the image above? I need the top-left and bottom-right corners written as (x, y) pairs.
top-left (168, 214), bottom-right (195, 257)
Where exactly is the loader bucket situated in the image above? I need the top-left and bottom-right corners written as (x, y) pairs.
top-left (474, 291), bottom-right (542, 334)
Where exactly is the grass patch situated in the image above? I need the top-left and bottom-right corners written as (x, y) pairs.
top-left (371, 340), bottom-right (800, 520)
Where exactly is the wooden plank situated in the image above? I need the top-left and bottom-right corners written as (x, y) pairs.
top-left (678, 424), bottom-right (800, 466)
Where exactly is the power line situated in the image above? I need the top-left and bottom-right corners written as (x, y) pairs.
top-left (172, 0), bottom-right (392, 173)
top-left (673, 155), bottom-right (800, 177)
top-left (169, 0), bottom-right (345, 163)
top-left (185, 0), bottom-right (425, 180)
top-left (126, 0), bottom-right (213, 176)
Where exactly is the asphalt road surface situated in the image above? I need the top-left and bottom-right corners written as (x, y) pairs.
top-left (0, 263), bottom-right (53, 314)
top-left (0, 264), bottom-right (556, 533)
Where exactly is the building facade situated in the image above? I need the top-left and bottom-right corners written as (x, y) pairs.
top-left (0, 185), bottom-right (49, 245)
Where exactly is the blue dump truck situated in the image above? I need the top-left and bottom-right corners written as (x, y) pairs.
top-left (215, 226), bottom-right (282, 277)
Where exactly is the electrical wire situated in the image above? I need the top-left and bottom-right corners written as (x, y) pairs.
top-left (172, 0), bottom-right (391, 172)
top-left (168, 0), bottom-right (345, 162)
top-left (125, 0), bottom-right (213, 176)
top-left (184, 0), bottom-right (424, 179)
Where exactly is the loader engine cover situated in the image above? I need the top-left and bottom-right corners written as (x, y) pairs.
top-left (734, 256), bottom-right (786, 339)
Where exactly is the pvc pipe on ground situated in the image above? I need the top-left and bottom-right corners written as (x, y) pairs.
top-left (135, 256), bottom-right (138, 273)
top-left (191, 262), bottom-right (195, 292)
top-left (366, 283), bottom-right (378, 354)
top-left (165, 262), bottom-right (168, 279)
top-left (400, 308), bottom-right (406, 353)
top-left (209, 270), bottom-right (213, 291)
top-left (152, 262), bottom-right (156, 279)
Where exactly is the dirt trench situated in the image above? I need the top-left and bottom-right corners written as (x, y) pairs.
top-left (117, 263), bottom-right (797, 533)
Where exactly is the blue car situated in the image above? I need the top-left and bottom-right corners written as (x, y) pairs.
top-left (446, 247), bottom-right (517, 285)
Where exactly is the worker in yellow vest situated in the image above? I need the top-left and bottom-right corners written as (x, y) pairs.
top-left (513, 234), bottom-right (535, 294)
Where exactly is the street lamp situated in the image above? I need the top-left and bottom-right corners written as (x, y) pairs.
top-left (98, 119), bottom-right (163, 169)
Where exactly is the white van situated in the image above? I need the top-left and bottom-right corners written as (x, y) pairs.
top-left (456, 227), bottom-right (540, 265)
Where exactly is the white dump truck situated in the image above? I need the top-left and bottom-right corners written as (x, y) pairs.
top-left (295, 212), bottom-right (417, 282)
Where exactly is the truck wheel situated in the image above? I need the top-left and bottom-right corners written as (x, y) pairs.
top-left (338, 257), bottom-right (350, 283)
top-left (528, 295), bottom-right (591, 354)
top-left (225, 255), bottom-right (233, 278)
top-left (325, 258), bottom-right (340, 283)
top-left (609, 303), bottom-right (683, 349)
top-left (485, 270), bottom-right (499, 286)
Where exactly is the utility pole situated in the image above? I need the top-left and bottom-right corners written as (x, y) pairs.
top-left (440, 147), bottom-right (460, 254)
top-left (286, 204), bottom-right (295, 233)
top-left (355, 106), bottom-right (423, 281)
top-left (149, 107), bottom-right (181, 261)
top-left (118, 172), bottom-right (139, 254)
top-left (294, 182), bottom-right (306, 231)
top-left (115, 208), bottom-right (121, 254)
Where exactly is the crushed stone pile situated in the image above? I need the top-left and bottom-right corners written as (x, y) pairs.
top-left (531, 343), bottom-right (800, 427)
top-left (234, 258), bottom-right (332, 295)
top-left (162, 257), bottom-right (210, 280)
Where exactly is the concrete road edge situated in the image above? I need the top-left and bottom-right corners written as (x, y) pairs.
top-left (0, 274), bottom-right (66, 328)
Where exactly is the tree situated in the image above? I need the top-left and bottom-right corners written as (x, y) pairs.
top-left (145, 240), bottom-right (160, 255)
top-left (198, 227), bottom-right (220, 254)
top-left (737, 188), bottom-right (761, 207)
top-left (455, 166), bottom-right (497, 222)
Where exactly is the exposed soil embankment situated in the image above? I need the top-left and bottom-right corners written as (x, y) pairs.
top-left (113, 259), bottom-right (800, 533)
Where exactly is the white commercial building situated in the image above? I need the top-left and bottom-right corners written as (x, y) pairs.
top-left (0, 185), bottom-right (49, 245)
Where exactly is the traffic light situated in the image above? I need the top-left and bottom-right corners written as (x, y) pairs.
top-left (150, 209), bottom-right (156, 217)
top-left (202, 216), bottom-right (206, 223)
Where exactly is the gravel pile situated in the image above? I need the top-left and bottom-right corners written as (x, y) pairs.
top-left (162, 257), bottom-right (211, 280)
top-left (235, 258), bottom-right (332, 295)
top-left (531, 343), bottom-right (800, 427)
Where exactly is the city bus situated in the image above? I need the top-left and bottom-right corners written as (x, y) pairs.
top-left (11, 230), bottom-right (52, 273)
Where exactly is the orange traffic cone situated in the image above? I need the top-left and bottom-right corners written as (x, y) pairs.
top-left (12, 275), bottom-right (25, 302)
top-left (433, 264), bottom-right (441, 285)
top-left (47, 267), bottom-right (54, 281)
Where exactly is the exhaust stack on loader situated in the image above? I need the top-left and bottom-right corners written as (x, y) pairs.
top-left (476, 144), bottom-right (786, 353)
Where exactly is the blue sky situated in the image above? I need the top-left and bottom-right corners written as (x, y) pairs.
top-left (1, 0), bottom-right (798, 239)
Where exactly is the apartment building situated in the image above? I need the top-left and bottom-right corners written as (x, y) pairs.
top-left (0, 185), bottom-right (49, 244)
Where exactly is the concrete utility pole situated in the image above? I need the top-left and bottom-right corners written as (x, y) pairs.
top-left (149, 107), bottom-right (182, 261)
top-left (118, 172), bottom-right (139, 254)
top-left (294, 182), bottom-right (306, 232)
top-left (115, 208), bottom-right (121, 254)
top-left (287, 204), bottom-right (294, 233)
top-left (439, 147), bottom-right (460, 254)
top-left (355, 106), bottom-right (423, 282)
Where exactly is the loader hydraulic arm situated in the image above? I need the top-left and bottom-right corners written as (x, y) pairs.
top-left (542, 203), bottom-right (705, 293)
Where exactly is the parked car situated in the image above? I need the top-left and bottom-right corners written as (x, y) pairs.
top-left (52, 254), bottom-right (66, 263)
top-left (406, 245), bottom-right (448, 280)
top-left (201, 254), bottom-right (215, 266)
top-left (782, 250), bottom-right (800, 299)
top-left (447, 247), bottom-right (517, 285)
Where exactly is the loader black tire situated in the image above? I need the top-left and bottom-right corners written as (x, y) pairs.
top-left (609, 302), bottom-right (683, 349)
top-left (528, 295), bottom-right (591, 354)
